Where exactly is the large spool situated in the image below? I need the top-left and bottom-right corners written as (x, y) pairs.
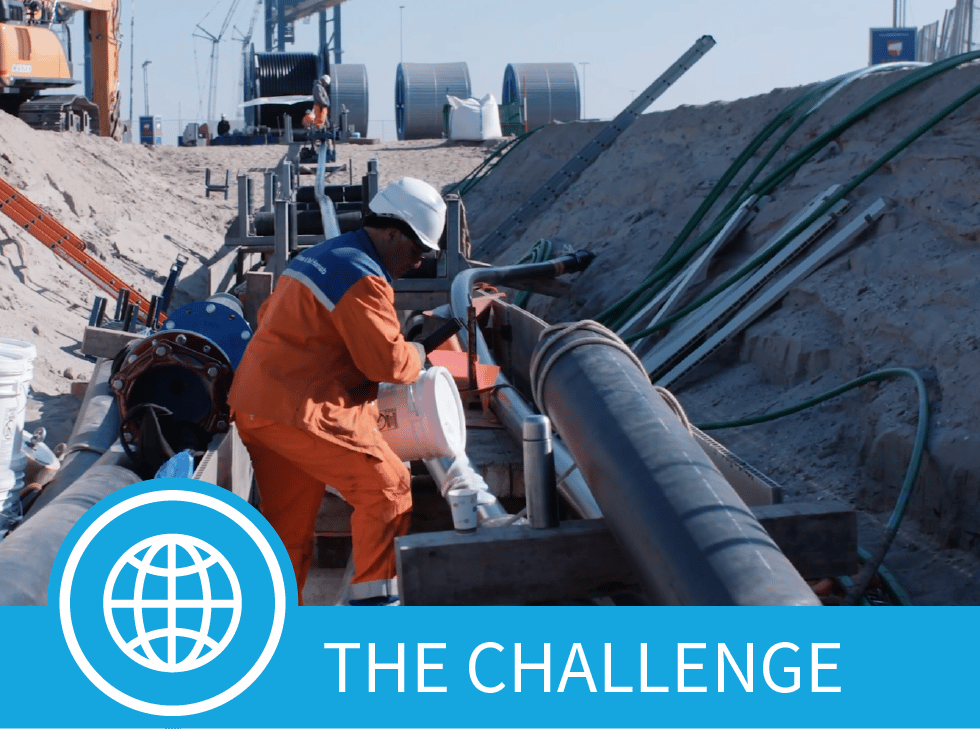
top-left (502, 62), bottom-right (581, 129)
top-left (376, 366), bottom-right (465, 461)
top-left (395, 62), bottom-right (471, 140)
top-left (330, 63), bottom-right (370, 137)
top-left (251, 51), bottom-right (318, 130)
top-left (0, 338), bottom-right (36, 532)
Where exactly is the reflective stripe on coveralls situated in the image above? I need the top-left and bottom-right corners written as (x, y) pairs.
top-left (237, 417), bottom-right (410, 604)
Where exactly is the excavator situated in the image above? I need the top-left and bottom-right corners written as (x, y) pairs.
top-left (0, 0), bottom-right (119, 137)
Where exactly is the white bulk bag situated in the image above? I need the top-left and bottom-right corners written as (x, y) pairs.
top-left (447, 93), bottom-right (503, 141)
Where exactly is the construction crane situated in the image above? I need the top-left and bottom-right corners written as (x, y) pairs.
top-left (234, 0), bottom-right (264, 110)
top-left (194, 0), bottom-right (244, 127)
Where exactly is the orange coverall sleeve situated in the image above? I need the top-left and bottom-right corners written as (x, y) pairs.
top-left (331, 275), bottom-right (423, 385)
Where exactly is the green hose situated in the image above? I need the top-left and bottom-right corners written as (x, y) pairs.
top-left (611, 54), bottom-right (978, 330)
top-left (695, 367), bottom-right (929, 606)
top-left (622, 63), bottom-right (980, 345)
top-left (448, 125), bottom-right (545, 197)
top-left (598, 51), bottom-right (980, 334)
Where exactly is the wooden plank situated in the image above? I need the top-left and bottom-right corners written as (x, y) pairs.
top-left (192, 424), bottom-right (254, 502)
top-left (242, 271), bottom-right (273, 330)
top-left (80, 325), bottom-right (141, 360)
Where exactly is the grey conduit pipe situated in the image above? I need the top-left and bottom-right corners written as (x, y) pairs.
top-left (0, 360), bottom-right (142, 605)
top-left (27, 359), bottom-right (123, 513)
top-left (450, 253), bottom-right (603, 520)
top-left (529, 322), bottom-right (820, 606)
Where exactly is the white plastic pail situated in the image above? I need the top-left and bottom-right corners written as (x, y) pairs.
top-left (0, 339), bottom-right (36, 477)
top-left (376, 366), bottom-right (466, 461)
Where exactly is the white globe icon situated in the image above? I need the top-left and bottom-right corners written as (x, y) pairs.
top-left (103, 534), bottom-right (242, 673)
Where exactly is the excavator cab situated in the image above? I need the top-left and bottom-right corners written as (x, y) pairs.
top-left (0, 0), bottom-right (117, 136)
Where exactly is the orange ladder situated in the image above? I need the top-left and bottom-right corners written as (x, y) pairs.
top-left (0, 175), bottom-right (157, 321)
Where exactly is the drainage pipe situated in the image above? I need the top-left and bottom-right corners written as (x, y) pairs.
top-left (450, 253), bottom-right (602, 519)
top-left (529, 321), bottom-right (820, 606)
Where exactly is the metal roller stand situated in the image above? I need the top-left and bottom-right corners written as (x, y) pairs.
top-left (523, 415), bottom-right (559, 529)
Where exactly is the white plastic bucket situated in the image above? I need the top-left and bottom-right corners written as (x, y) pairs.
top-left (376, 366), bottom-right (466, 461)
top-left (0, 339), bottom-right (36, 479)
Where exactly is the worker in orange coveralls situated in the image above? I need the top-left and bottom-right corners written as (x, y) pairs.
top-left (229, 177), bottom-right (446, 605)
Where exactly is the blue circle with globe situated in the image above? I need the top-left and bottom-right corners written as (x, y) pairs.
top-left (53, 480), bottom-right (292, 716)
top-left (104, 534), bottom-right (242, 673)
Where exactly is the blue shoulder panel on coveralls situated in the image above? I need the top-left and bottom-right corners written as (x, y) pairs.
top-left (281, 229), bottom-right (390, 310)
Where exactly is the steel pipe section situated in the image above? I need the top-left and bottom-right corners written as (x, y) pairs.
top-left (529, 323), bottom-right (820, 606)
top-left (502, 63), bottom-right (581, 129)
top-left (449, 254), bottom-right (603, 520)
top-left (330, 63), bottom-right (369, 137)
top-left (0, 455), bottom-right (141, 605)
top-left (395, 62), bottom-right (471, 140)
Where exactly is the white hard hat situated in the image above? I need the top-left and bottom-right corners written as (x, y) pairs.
top-left (369, 177), bottom-right (446, 251)
top-left (321, 74), bottom-right (331, 85)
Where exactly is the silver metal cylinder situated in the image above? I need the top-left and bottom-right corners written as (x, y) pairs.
top-left (330, 63), bottom-right (370, 138)
top-left (502, 63), bottom-right (581, 129)
top-left (395, 62), bottom-right (471, 140)
top-left (523, 415), bottom-right (558, 529)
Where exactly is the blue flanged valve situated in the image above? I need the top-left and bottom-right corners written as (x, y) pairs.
top-left (110, 294), bottom-right (254, 476)
top-left (159, 293), bottom-right (252, 368)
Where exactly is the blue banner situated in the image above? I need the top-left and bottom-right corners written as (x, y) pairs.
top-left (1, 478), bottom-right (977, 727)
top-left (870, 28), bottom-right (918, 64)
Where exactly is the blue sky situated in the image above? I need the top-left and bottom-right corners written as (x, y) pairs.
top-left (66, 0), bottom-right (968, 142)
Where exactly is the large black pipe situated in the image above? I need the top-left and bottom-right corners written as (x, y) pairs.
top-left (529, 322), bottom-right (820, 606)
top-left (254, 209), bottom-right (362, 236)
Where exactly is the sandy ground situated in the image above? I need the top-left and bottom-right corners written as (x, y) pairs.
top-left (3, 59), bottom-right (980, 604)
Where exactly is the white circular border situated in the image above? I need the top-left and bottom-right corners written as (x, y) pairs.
top-left (59, 489), bottom-right (287, 716)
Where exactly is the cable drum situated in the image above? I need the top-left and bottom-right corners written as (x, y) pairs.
top-left (502, 63), bottom-right (580, 130)
top-left (252, 52), bottom-right (318, 129)
top-left (396, 62), bottom-right (471, 140)
top-left (330, 64), bottom-right (370, 137)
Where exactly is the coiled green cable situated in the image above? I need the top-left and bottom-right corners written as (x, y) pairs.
top-left (695, 367), bottom-right (929, 606)
top-left (448, 125), bottom-right (546, 197)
